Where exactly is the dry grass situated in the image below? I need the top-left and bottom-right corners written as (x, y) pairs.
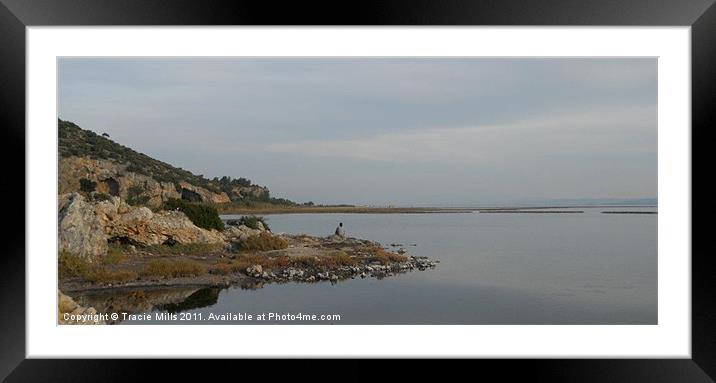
top-left (59, 251), bottom-right (137, 284)
top-left (58, 251), bottom-right (92, 280)
top-left (236, 233), bottom-right (288, 252)
top-left (231, 253), bottom-right (291, 272)
top-left (83, 268), bottom-right (138, 284)
top-left (293, 251), bottom-right (356, 268)
top-left (101, 244), bottom-right (128, 265)
top-left (363, 246), bottom-right (408, 265)
top-left (140, 260), bottom-right (207, 279)
top-left (143, 243), bottom-right (223, 255)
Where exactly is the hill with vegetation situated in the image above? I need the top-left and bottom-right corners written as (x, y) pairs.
top-left (58, 119), bottom-right (295, 206)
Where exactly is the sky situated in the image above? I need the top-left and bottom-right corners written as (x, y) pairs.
top-left (58, 58), bottom-right (657, 206)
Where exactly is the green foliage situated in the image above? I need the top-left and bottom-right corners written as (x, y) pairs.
top-left (163, 198), bottom-right (225, 231)
top-left (126, 185), bottom-right (150, 206)
top-left (228, 215), bottom-right (270, 231)
top-left (79, 178), bottom-right (96, 193)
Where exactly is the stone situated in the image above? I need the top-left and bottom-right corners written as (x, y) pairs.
top-left (178, 181), bottom-right (230, 204)
top-left (59, 156), bottom-right (181, 209)
top-left (246, 264), bottom-right (263, 276)
top-left (58, 193), bottom-right (108, 261)
top-left (58, 291), bottom-right (105, 325)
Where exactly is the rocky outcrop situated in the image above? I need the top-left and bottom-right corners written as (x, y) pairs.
top-left (58, 291), bottom-right (105, 325)
top-left (58, 193), bottom-right (108, 261)
top-left (59, 156), bottom-right (180, 208)
top-left (178, 181), bottom-right (231, 204)
top-left (59, 193), bottom-right (227, 259)
top-left (93, 196), bottom-right (226, 246)
top-left (223, 224), bottom-right (263, 242)
top-left (231, 185), bottom-right (269, 200)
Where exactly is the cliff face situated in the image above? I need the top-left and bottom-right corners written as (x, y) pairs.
top-left (59, 156), bottom-right (237, 208)
top-left (59, 156), bottom-right (180, 208)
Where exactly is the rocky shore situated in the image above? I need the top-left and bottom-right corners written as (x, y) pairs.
top-left (243, 254), bottom-right (438, 283)
top-left (58, 192), bottom-right (439, 299)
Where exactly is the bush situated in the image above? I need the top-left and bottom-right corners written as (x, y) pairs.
top-left (236, 232), bottom-right (288, 252)
top-left (58, 251), bottom-right (92, 280)
top-left (126, 185), bottom-right (150, 206)
top-left (79, 178), bottom-right (96, 193)
top-left (163, 198), bottom-right (224, 231)
top-left (228, 215), bottom-right (270, 231)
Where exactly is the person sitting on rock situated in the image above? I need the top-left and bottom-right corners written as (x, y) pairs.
top-left (334, 222), bottom-right (346, 238)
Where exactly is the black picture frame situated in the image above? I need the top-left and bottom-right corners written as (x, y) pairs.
top-left (1, 0), bottom-right (713, 381)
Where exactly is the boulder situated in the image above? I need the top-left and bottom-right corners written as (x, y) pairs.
top-left (246, 264), bottom-right (263, 277)
top-left (178, 181), bottom-right (231, 204)
top-left (103, 206), bottom-right (225, 246)
top-left (58, 291), bottom-right (105, 325)
top-left (223, 225), bottom-right (262, 241)
top-left (58, 193), bottom-right (108, 261)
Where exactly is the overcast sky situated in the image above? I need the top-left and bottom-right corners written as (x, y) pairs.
top-left (58, 58), bottom-right (657, 206)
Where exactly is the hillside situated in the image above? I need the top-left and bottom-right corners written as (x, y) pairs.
top-left (58, 119), bottom-right (294, 206)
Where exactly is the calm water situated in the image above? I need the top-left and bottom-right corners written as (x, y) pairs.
top-left (112, 207), bottom-right (657, 324)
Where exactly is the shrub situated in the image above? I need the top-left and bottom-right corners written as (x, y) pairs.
top-left (58, 251), bottom-right (92, 280)
top-left (79, 178), bottom-right (97, 193)
top-left (163, 198), bottom-right (225, 231)
top-left (236, 233), bottom-right (288, 252)
top-left (126, 185), bottom-right (150, 206)
top-left (228, 215), bottom-right (270, 231)
top-left (141, 260), bottom-right (206, 279)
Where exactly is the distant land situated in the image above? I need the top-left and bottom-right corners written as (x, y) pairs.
top-left (58, 119), bottom-right (656, 213)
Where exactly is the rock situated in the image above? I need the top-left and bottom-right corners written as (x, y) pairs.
top-left (223, 225), bottom-right (262, 242)
top-left (59, 156), bottom-right (180, 209)
top-left (246, 264), bottom-right (263, 276)
top-left (58, 193), bottom-right (108, 261)
top-left (58, 291), bottom-right (105, 325)
top-left (231, 185), bottom-right (269, 200)
top-left (93, 200), bottom-right (225, 247)
top-left (178, 181), bottom-right (230, 204)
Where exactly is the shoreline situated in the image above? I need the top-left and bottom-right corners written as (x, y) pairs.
top-left (217, 205), bottom-right (658, 215)
top-left (60, 235), bottom-right (438, 294)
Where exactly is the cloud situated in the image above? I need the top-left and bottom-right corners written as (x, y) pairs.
top-left (265, 105), bottom-right (656, 165)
